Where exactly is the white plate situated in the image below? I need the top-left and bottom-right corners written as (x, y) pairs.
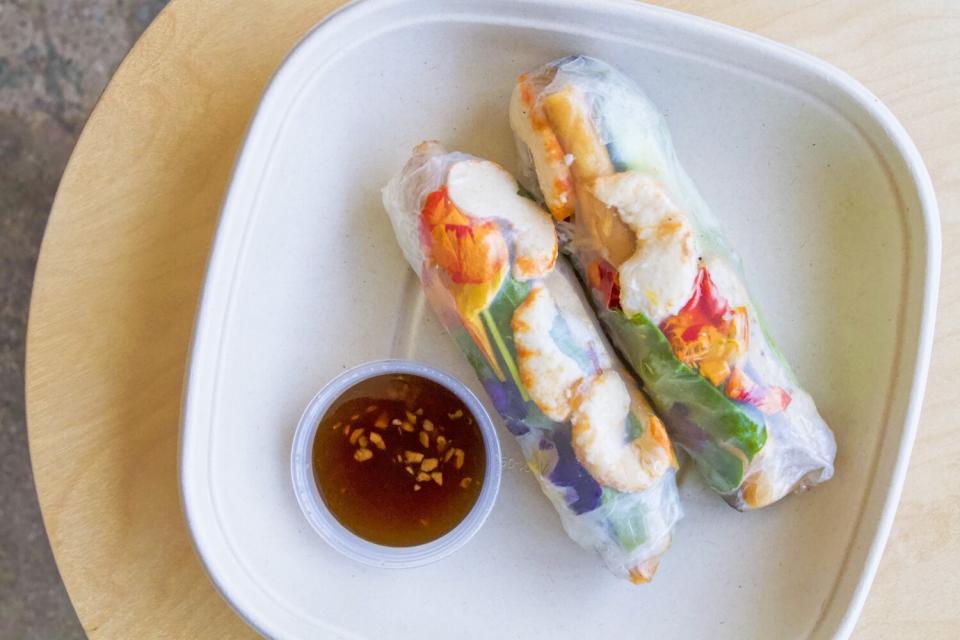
top-left (180, 0), bottom-right (940, 638)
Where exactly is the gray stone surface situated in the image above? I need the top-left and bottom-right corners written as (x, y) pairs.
top-left (0, 1), bottom-right (166, 637)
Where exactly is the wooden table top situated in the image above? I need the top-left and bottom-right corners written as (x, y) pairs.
top-left (25, 0), bottom-right (959, 637)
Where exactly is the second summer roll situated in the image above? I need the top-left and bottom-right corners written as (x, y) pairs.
top-left (510, 56), bottom-right (836, 510)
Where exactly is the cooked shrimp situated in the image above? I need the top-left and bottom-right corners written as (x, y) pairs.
top-left (570, 370), bottom-right (676, 493)
top-left (537, 85), bottom-right (638, 266)
top-left (447, 159), bottom-right (558, 280)
top-left (513, 80), bottom-right (699, 319)
top-left (539, 85), bottom-right (615, 186)
top-left (590, 172), bottom-right (699, 322)
top-left (510, 74), bottom-right (576, 220)
top-left (512, 285), bottom-right (584, 421)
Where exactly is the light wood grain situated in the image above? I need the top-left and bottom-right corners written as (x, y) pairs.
top-left (25, 0), bottom-right (959, 637)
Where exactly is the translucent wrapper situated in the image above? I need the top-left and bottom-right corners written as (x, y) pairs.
top-left (510, 56), bottom-right (836, 510)
top-left (382, 142), bottom-right (682, 582)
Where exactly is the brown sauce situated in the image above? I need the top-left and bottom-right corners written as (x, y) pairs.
top-left (312, 373), bottom-right (486, 547)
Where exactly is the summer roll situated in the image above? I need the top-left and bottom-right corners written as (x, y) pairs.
top-left (510, 56), bottom-right (836, 510)
top-left (382, 142), bottom-right (681, 582)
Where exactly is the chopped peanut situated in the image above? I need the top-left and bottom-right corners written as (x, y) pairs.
top-left (405, 410), bottom-right (418, 424)
top-left (369, 432), bottom-right (385, 450)
top-left (443, 448), bottom-right (454, 463)
top-left (436, 435), bottom-right (448, 453)
top-left (350, 414), bottom-right (361, 421)
top-left (415, 408), bottom-right (424, 416)
top-left (460, 477), bottom-right (473, 489)
top-left (391, 418), bottom-right (402, 426)
top-left (405, 465), bottom-right (414, 475)
top-left (349, 428), bottom-right (364, 445)
top-left (422, 419), bottom-right (434, 432)
top-left (402, 422), bottom-right (415, 432)
top-left (374, 413), bottom-right (389, 429)
top-left (431, 472), bottom-right (443, 486)
top-left (332, 422), bottom-right (342, 431)
top-left (414, 484), bottom-right (421, 491)
top-left (421, 458), bottom-right (439, 472)
top-left (365, 405), bottom-right (378, 414)
top-left (419, 431), bottom-right (430, 448)
top-left (343, 425), bottom-right (352, 436)
top-left (358, 435), bottom-right (369, 448)
top-left (403, 450), bottom-right (424, 464)
top-left (454, 448), bottom-right (465, 470)
top-left (416, 471), bottom-right (431, 482)
top-left (354, 448), bottom-right (373, 462)
top-left (448, 409), bottom-right (463, 419)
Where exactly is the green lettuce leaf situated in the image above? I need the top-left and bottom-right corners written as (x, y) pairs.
top-left (604, 309), bottom-right (766, 494)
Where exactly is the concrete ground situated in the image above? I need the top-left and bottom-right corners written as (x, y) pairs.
top-left (0, 1), bottom-right (166, 637)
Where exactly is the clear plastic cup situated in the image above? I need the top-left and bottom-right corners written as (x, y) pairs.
top-left (290, 359), bottom-right (502, 568)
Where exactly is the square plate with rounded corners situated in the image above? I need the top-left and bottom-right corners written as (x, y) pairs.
top-left (180, 0), bottom-right (939, 638)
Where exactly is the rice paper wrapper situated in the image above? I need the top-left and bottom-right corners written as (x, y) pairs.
top-left (382, 141), bottom-right (681, 582)
top-left (510, 56), bottom-right (836, 510)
